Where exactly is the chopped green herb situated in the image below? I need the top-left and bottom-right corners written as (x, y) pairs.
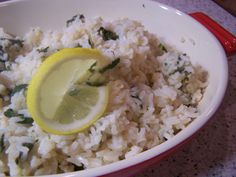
top-left (86, 81), bottom-right (105, 87)
top-left (0, 134), bottom-right (5, 153)
top-left (11, 84), bottom-right (28, 96)
top-left (79, 14), bottom-right (85, 23)
top-left (158, 43), bottom-right (168, 53)
top-left (17, 116), bottom-right (34, 125)
top-left (88, 38), bottom-right (94, 48)
top-left (22, 143), bottom-right (34, 152)
top-left (176, 66), bottom-right (185, 73)
top-left (69, 88), bottom-right (80, 96)
top-left (0, 46), bottom-right (5, 61)
top-left (88, 61), bottom-right (97, 73)
top-left (99, 58), bottom-right (120, 73)
top-left (76, 43), bottom-right (82, 48)
top-left (4, 109), bottom-right (34, 125)
top-left (4, 108), bottom-right (17, 118)
top-left (66, 14), bottom-right (85, 27)
top-left (0, 61), bottom-right (6, 72)
top-left (73, 163), bottom-right (85, 171)
top-left (173, 126), bottom-right (181, 135)
top-left (0, 38), bottom-right (24, 48)
top-left (66, 15), bottom-right (77, 27)
top-left (131, 94), bottom-right (143, 109)
top-left (37, 46), bottom-right (49, 53)
top-left (15, 152), bottom-right (23, 164)
top-left (98, 27), bottom-right (119, 41)
top-left (178, 56), bottom-right (182, 61)
top-left (131, 95), bottom-right (142, 102)
top-left (5, 62), bottom-right (11, 70)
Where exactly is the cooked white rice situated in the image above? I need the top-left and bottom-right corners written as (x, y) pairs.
top-left (0, 15), bottom-right (208, 176)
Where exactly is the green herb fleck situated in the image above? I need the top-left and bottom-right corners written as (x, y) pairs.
top-left (158, 43), bottom-right (168, 53)
top-left (17, 116), bottom-right (34, 125)
top-left (4, 108), bottom-right (17, 118)
top-left (88, 61), bottom-right (97, 73)
top-left (131, 94), bottom-right (143, 109)
top-left (176, 66), bottom-right (185, 73)
top-left (11, 84), bottom-right (28, 96)
top-left (86, 81), bottom-right (105, 87)
top-left (88, 38), bottom-right (94, 48)
top-left (66, 14), bottom-right (85, 27)
top-left (66, 15), bottom-right (77, 27)
top-left (0, 134), bottom-right (5, 153)
top-left (131, 95), bottom-right (142, 102)
top-left (79, 14), bottom-right (85, 23)
top-left (0, 38), bottom-right (24, 48)
top-left (76, 43), bottom-right (82, 48)
top-left (37, 46), bottom-right (49, 53)
top-left (0, 46), bottom-right (6, 62)
top-left (99, 58), bottom-right (120, 73)
top-left (73, 163), bottom-right (85, 171)
top-left (0, 61), bottom-right (6, 72)
top-left (15, 152), bottom-right (23, 164)
top-left (22, 143), bottom-right (34, 152)
top-left (69, 88), bottom-right (80, 96)
top-left (98, 27), bottom-right (119, 41)
top-left (5, 63), bottom-right (11, 70)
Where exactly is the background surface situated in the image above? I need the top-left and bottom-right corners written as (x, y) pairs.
top-left (136, 1), bottom-right (236, 176)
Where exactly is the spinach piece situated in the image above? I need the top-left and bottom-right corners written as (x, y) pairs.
top-left (98, 27), bottom-right (119, 41)
top-left (22, 142), bottom-right (34, 152)
top-left (66, 14), bottom-right (85, 27)
top-left (11, 84), bottom-right (28, 96)
top-left (158, 43), bottom-right (168, 53)
top-left (88, 61), bottom-right (97, 73)
top-left (4, 108), bottom-right (18, 118)
top-left (37, 46), bottom-right (49, 53)
top-left (0, 134), bottom-right (5, 153)
top-left (88, 38), bottom-right (94, 48)
top-left (99, 58), bottom-right (120, 73)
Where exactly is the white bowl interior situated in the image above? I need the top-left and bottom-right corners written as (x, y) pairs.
top-left (0, 0), bottom-right (228, 176)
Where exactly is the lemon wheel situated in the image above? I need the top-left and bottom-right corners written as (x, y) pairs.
top-left (27, 48), bottom-right (109, 135)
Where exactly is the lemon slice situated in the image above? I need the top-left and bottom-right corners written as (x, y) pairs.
top-left (27, 48), bottom-right (109, 135)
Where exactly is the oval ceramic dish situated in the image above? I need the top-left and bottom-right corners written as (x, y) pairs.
top-left (0, 0), bottom-right (228, 176)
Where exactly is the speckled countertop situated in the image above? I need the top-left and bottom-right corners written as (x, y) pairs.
top-left (136, 0), bottom-right (236, 177)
